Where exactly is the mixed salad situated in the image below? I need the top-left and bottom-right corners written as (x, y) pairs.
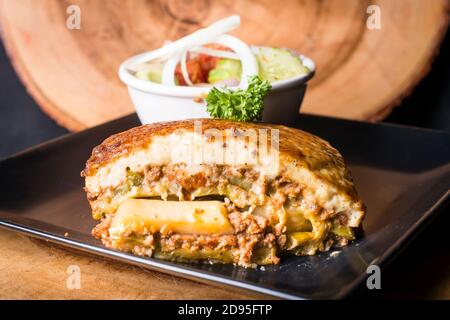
top-left (134, 45), bottom-right (309, 87)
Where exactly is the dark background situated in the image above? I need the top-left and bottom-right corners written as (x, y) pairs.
top-left (0, 29), bottom-right (449, 298)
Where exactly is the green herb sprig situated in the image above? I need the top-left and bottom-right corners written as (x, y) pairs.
top-left (205, 75), bottom-right (272, 122)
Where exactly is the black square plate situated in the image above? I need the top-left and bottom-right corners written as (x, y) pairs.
top-left (1, 114), bottom-right (449, 299)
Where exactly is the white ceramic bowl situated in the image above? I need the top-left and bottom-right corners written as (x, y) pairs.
top-left (119, 47), bottom-right (315, 126)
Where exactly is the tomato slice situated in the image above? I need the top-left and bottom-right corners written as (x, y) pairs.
top-left (175, 44), bottom-right (234, 85)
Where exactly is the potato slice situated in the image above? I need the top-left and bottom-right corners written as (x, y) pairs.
top-left (109, 199), bottom-right (235, 238)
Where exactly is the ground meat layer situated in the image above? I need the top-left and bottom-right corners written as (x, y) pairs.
top-left (90, 163), bottom-right (351, 267)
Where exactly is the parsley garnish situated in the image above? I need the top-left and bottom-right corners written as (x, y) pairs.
top-left (206, 75), bottom-right (272, 122)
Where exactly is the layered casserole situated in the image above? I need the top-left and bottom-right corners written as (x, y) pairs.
top-left (82, 119), bottom-right (365, 267)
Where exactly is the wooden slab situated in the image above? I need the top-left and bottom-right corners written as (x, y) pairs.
top-left (0, 229), bottom-right (266, 299)
top-left (0, 0), bottom-right (448, 131)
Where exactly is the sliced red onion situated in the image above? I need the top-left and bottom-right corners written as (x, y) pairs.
top-left (130, 15), bottom-right (240, 65)
top-left (180, 51), bottom-right (194, 86)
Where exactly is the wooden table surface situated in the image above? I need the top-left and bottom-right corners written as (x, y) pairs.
top-left (0, 229), bottom-right (267, 299)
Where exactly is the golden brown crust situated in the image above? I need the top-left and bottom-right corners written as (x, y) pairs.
top-left (82, 119), bottom-right (356, 196)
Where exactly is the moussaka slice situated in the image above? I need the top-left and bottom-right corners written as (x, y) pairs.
top-left (82, 119), bottom-right (365, 267)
